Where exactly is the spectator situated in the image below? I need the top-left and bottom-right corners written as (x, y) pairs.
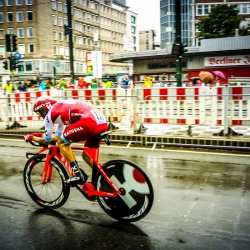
top-left (77, 77), bottom-right (88, 89)
top-left (4, 81), bottom-right (15, 94)
top-left (18, 81), bottom-right (28, 92)
top-left (57, 78), bottom-right (68, 89)
top-left (143, 76), bottom-right (153, 88)
top-left (121, 75), bottom-right (130, 90)
top-left (39, 80), bottom-right (47, 90)
top-left (46, 78), bottom-right (54, 89)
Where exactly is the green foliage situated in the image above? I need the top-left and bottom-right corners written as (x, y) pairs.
top-left (196, 4), bottom-right (249, 39)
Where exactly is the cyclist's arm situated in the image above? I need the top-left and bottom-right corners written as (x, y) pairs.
top-left (43, 111), bottom-right (54, 142)
top-left (55, 124), bottom-right (66, 137)
top-left (32, 134), bottom-right (58, 145)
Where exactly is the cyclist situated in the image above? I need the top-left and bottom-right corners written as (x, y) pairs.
top-left (23, 95), bottom-right (108, 185)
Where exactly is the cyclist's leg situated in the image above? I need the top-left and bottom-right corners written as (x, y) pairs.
top-left (59, 119), bottom-right (92, 185)
top-left (82, 122), bottom-right (108, 168)
top-left (58, 137), bottom-right (88, 185)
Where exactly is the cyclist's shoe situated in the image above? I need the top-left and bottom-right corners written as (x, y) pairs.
top-left (65, 161), bottom-right (88, 185)
top-left (64, 171), bottom-right (88, 185)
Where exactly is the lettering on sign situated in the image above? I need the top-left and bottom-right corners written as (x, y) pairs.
top-left (205, 55), bottom-right (250, 67)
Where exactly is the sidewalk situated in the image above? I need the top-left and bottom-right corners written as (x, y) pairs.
top-left (0, 132), bottom-right (250, 165)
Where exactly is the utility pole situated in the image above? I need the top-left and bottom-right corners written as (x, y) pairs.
top-left (175, 0), bottom-right (182, 87)
top-left (67, 0), bottom-right (74, 83)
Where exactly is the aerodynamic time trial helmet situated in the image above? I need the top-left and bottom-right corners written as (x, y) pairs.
top-left (33, 95), bottom-right (58, 118)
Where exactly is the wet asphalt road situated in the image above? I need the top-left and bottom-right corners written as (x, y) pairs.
top-left (0, 139), bottom-right (250, 250)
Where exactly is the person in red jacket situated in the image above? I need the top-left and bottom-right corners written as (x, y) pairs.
top-left (23, 95), bottom-right (108, 185)
top-left (77, 77), bottom-right (88, 89)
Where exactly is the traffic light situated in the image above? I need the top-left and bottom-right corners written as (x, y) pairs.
top-left (9, 56), bottom-right (19, 71)
top-left (3, 59), bottom-right (9, 70)
top-left (12, 35), bottom-right (17, 52)
top-left (171, 44), bottom-right (181, 56)
top-left (181, 43), bottom-right (188, 54)
top-left (64, 25), bottom-right (70, 36)
top-left (5, 34), bottom-right (11, 52)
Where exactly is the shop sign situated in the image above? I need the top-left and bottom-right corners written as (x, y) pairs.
top-left (204, 55), bottom-right (250, 67)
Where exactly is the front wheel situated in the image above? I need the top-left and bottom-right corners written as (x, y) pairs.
top-left (95, 160), bottom-right (154, 222)
top-left (23, 154), bottom-right (70, 209)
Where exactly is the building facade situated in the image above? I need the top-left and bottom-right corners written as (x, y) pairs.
top-left (160, 0), bottom-right (250, 48)
top-left (139, 29), bottom-right (158, 51)
top-left (0, 0), bottom-right (134, 80)
top-left (110, 36), bottom-right (250, 86)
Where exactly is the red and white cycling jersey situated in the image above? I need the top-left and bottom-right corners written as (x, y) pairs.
top-left (43, 99), bottom-right (107, 143)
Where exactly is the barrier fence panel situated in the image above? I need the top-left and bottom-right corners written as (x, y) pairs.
top-left (0, 86), bottom-right (250, 136)
top-left (131, 86), bottom-right (250, 136)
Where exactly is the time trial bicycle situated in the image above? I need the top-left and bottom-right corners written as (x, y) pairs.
top-left (23, 131), bottom-right (154, 222)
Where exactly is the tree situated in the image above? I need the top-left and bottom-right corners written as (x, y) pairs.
top-left (196, 4), bottom-right (249, 39)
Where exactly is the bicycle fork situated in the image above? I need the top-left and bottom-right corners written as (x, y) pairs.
top-left (41, 147), bottom-right (58, 184)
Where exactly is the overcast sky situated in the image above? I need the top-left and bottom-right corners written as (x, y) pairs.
top-left (126, 0), bottom-right (161, 41)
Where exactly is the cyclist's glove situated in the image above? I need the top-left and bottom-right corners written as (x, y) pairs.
top-left (23, 134), bottom-right (34, 142)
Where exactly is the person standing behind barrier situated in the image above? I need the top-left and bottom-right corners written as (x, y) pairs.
top-left (46, 78), bottom-right (54, 89)
top-left (121, 75), bottom-right (130, 90)
top-left (143, 76), bottom-right (153, 88)
top-left (39, 80), bottom-right (47, 90)
top-left (4, 81), bottom-right (15, 94)
top-left (57, 78), bottom-right (68, 89)
top-left (77, 77), bottom-right (89, 89)
top-left (18, 81), bottom-right (28, 92)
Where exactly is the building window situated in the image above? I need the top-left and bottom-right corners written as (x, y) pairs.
top-left (28, 43), bottom-right (34, 53)
top-left (53, 45), bottom-right (58, 55)
top-left (65, 47), bottom-right (69, 56)
top-left (58, 2), bottom-right (62, 11)
top-left (52, 15), bottom-right (57, 25)
top-left (0, 45), bottom-right (5, 55)
top-left (63, 3), bottom-right (67, 13)
top-left (27, 11), bottom-right (33, 21)
top-left (59, 46), bottom-right (64, 55)
top-left (16, 0), bottom-right (23, 5)
top-left (58, 16), bottom-right (63, 26)
top-left (53, 30), bottom-right (57, 40)
top-left (238, 3), bottom-right (250, 14)
top-left (204, 5), bottom-right (209, 15)
top-left (7, 28), bottom-right (14, 34)
top-left (17, 28), bottom-right (24, 38)
top-left (7, 0), bottom-right (13, 6)
top-left (16, 11), bottom-right (23, 22)
top-left (18, 44), bottom-right (25, 54)
top-left (78, 36), bottom-right (83, 45)
top-left (131, 15), bottom-right (136, 24)
top-left (0, 1), bottom-right (3, 6)
top-left (131, 26), bottom-right (136, 34)
top-left (26, 0), bottom-right (32, 5)
top-left (196, 4), bottom-right (213, 16)
top-left (0, 13), bottom-right (3, 23)
top-left (0, 29), bottom-right (4, 38)
top-left (59, 32), bottom-right (63, 41)
top-left (7, 12), bottom-right (14, 22)
top-left (27, 27), bottom-right (34, 37)
top-left (52, 0), bottom-right (56, 10)
top-left (25, 61), bottom-right (32, 71)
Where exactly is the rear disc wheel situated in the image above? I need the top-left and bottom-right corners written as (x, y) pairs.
top-left (95, 160), bottom-right (154, 222)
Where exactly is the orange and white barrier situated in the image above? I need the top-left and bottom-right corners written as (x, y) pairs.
top-left (1, 86), bottom-right (250, 135)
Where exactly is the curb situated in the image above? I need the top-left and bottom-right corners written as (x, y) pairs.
top-left (0, 137), bottom-right (249, 165)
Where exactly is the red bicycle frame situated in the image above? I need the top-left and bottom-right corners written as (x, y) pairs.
top-left (37, 144), bottom-right (121, 199)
